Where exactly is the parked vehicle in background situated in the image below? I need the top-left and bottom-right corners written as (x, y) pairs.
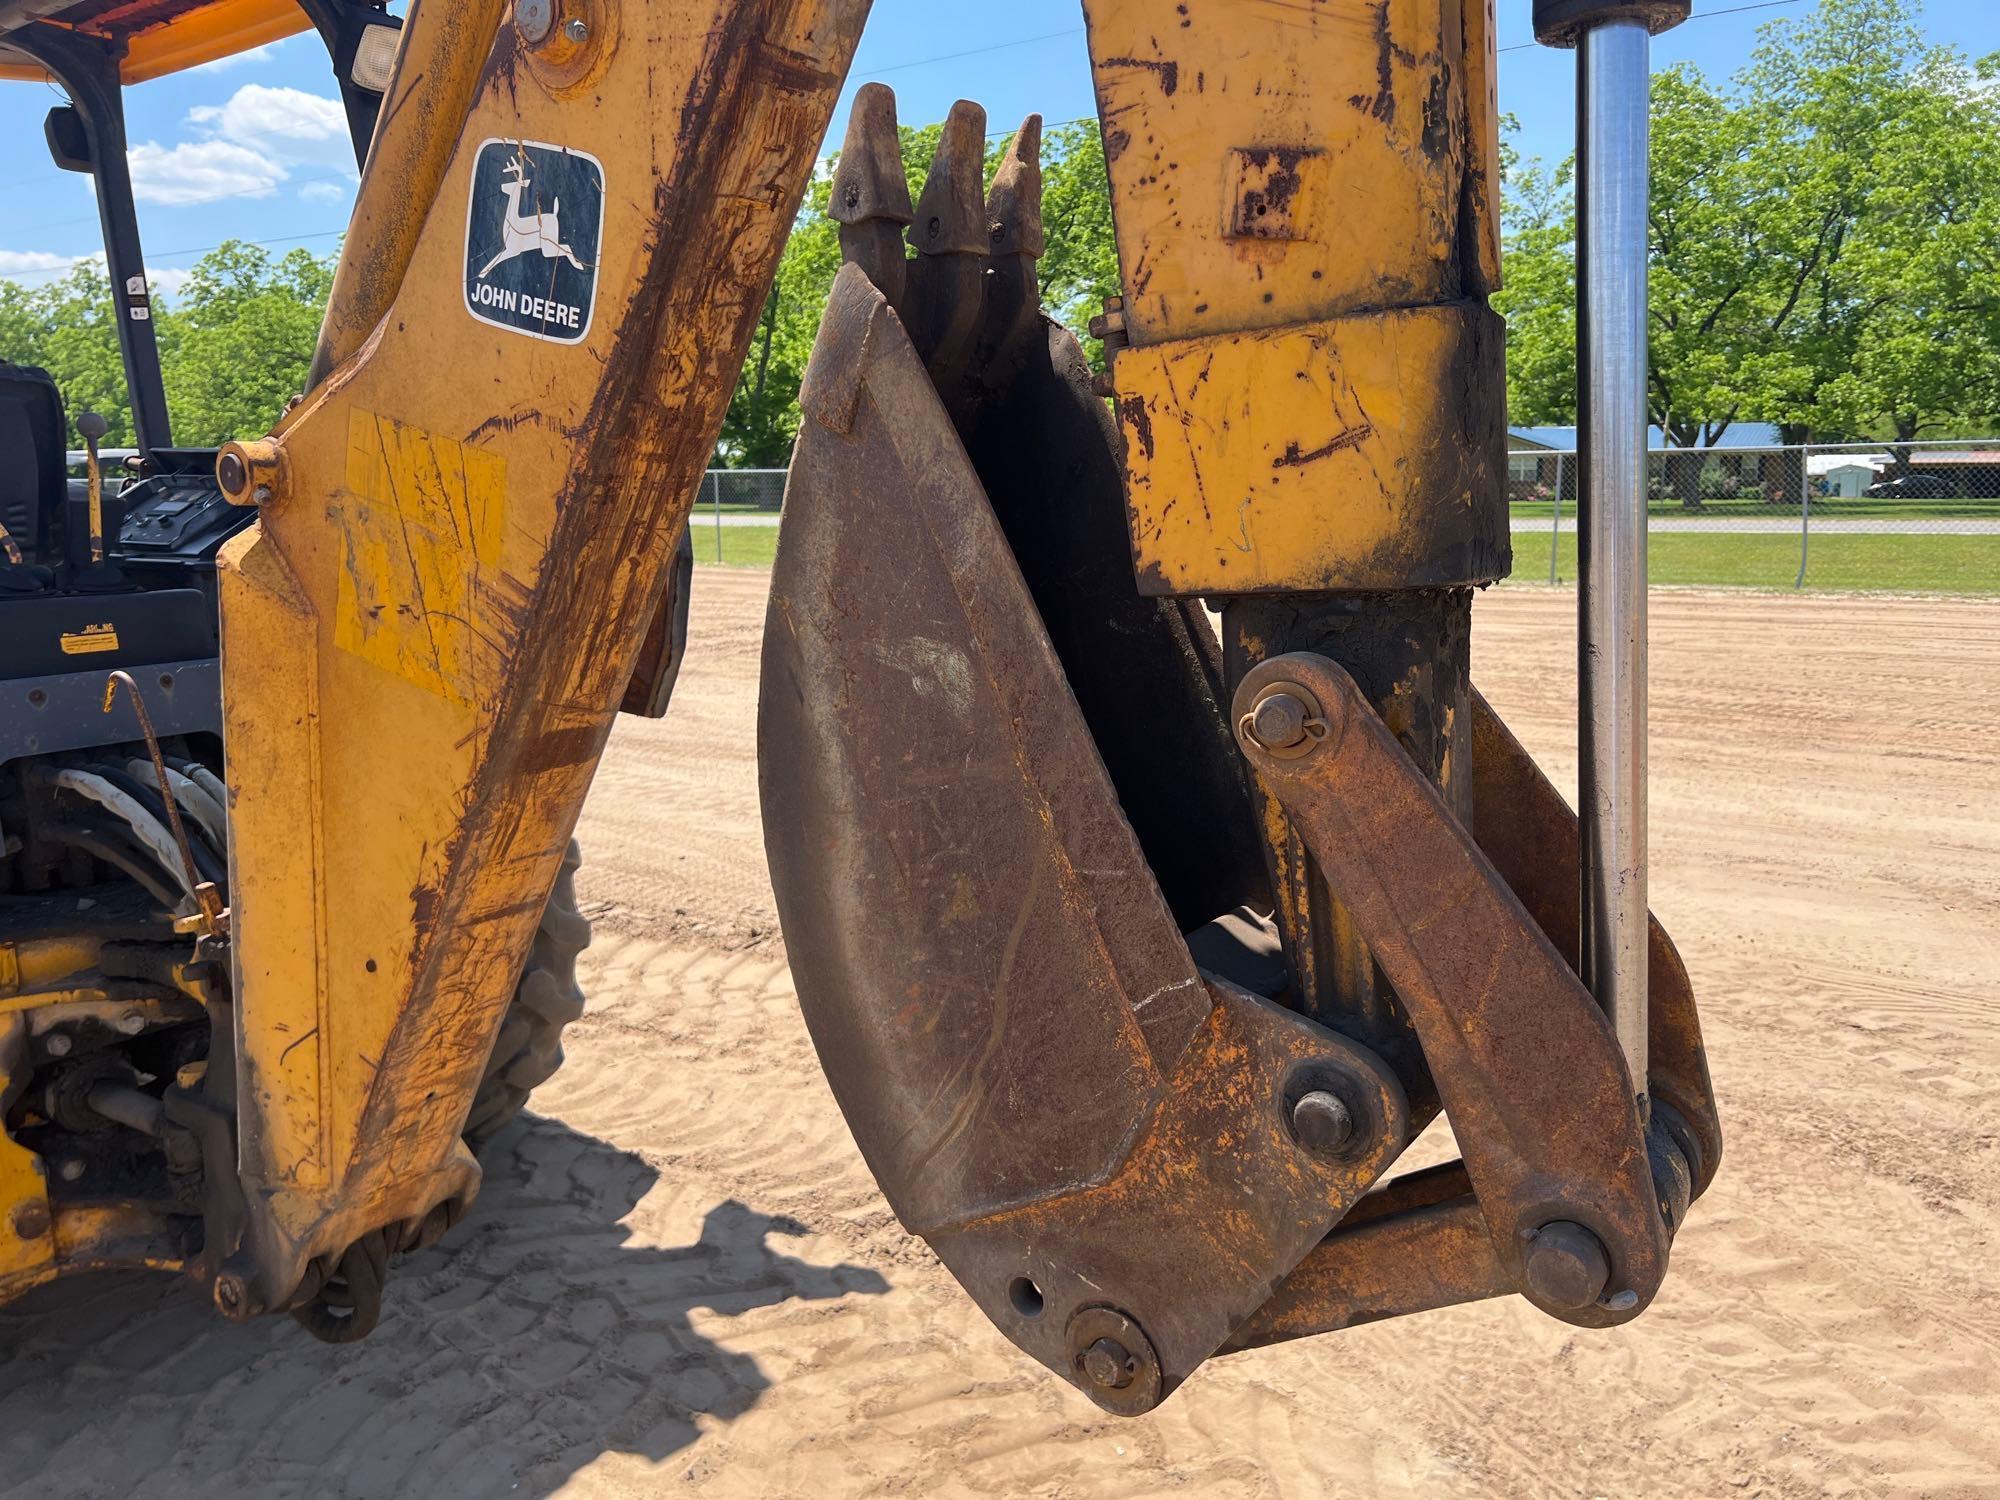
top-left (1865, 474), bottom-right (1960, 500)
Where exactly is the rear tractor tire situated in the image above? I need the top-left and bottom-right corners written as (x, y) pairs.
top-left (462, 840), bottom-right (591, 1147)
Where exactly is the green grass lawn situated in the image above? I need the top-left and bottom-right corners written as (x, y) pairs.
top-left (1506, 497), bottom-right (2000, 522)
top-left (691, 524), bottom-right (781, 567)
top-left (698, 522), bottom-right (1998, 595)
top-left (1510, 530), bottom-right (2000, 594)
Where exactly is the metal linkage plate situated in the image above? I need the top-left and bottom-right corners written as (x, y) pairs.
top-left (1232, 652), bottom-right (1672, 1326)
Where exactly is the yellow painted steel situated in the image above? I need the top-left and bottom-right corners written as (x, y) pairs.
top-left (1082, 0), bottom-right (1505, 594)
top-left (308, 0), bottom-right (502, 391)
top-left (0, 912), bottom-right (205, 1291)
top-left (0, 1017), bottom-right (54, 1297)
top-left (216, 0), bottom-right (868, 1311)
top-left (0, 931), bottom-right (100, 999)
top-left (1115, 302), bottom-right (1505, 595)
top-left (0, 0), bottom-right (311, 85)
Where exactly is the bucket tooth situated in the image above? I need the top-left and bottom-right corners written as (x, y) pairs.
top-left (905, 98), bottom-right (989, 387)
top-left (829, 82), bottom-right (913, 308)
top-left (984, 114), bottom-right (1043, 258)
top-left (979, 114), bottom-right (1045, 378)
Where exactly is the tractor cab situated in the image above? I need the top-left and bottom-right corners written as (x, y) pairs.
top-left (0, 2), bottom-right (394, 718)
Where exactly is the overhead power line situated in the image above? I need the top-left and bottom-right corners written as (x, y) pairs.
top-left (1499, 0), bottom-right (1803, 51)
top-left (0, 0), bottom-right (1813, 285)
top-left (1, 227), bottom-right (346, 286)
top-left (21, 169), bottom-right (356, 237)
top-left (853, 27), bottom-right (1085, 80)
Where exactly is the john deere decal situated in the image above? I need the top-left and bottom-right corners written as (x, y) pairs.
top-left (463, 138), bottom-right (604, 344)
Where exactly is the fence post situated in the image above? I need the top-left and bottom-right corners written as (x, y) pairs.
top-left (1794, 442), bottom-right (1810, 590)
top-left (1551, 453), bottom-right (1565, 584)
top-left (711, 470), bottom-right (723, 564)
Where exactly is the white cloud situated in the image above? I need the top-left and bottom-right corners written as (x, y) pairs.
top-left (0, 251), bottom-right (197, 301)
top-left (128, 83), bottom-right (353, 207)
top-left (298, 180), bottom-right (348, 204)
top-left (188, 84), bottom-right (350, 166)
top-left (0, 249), bottom-right (86, 276)
top-left (145, 266), bottom-right (195, 302)
top-left (191, 42), bottom-right (277, 73)
top-left (130, 139), bottom-right (285, 205)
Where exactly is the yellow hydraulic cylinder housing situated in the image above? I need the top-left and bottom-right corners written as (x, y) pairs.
top-left (213, 0), bottom-right (868, 1317)
top-left (1082, 0), bottom-right (1509, 594)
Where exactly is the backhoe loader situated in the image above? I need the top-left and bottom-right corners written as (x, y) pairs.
top-left (0, 0), bottom-right (1717, 1414)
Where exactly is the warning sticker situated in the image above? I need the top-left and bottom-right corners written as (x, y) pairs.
top-left (463, 138), bottom-right (603, 344)
top-left (60, 623), bottom-right (119, 655)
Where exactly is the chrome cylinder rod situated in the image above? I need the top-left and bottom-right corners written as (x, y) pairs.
top-left (1576, 18), bottom-right (1653, 1103)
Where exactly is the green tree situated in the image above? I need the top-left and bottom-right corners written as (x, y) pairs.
top-left (1491, 117), bottom-right (1576, 435)
top-left (0, 242), bottom-right (337, 448)
top-left (1037, 120), bottom-right (1120, 352)
top-left (1791, 41), bottom-right (2000, 458)
top-left (165, 242), bottom-right (337, 445)
top-left (0, 262), bottom-right (132, 445)
top-left (1497, 0), bottom-right (2000, 500)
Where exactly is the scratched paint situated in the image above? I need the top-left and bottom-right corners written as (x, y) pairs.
top-left (332, 408), bottom-right (511, 708)
top-left (1114, 302), bottom-right (1506, 594)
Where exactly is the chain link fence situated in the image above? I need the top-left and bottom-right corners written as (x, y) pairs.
top-left (693, 446), bottom-right (1999, 593)
top-left (1506, 439), bottom-right (2000, 593)
top-left (687, 468), bottom-right (787, 567)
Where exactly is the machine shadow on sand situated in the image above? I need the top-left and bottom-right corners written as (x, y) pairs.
top-left (0, 1111), bottom-right (891, 1496)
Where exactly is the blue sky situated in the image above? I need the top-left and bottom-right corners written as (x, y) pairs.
top-left (0, 0), bottom-right (1992, 298)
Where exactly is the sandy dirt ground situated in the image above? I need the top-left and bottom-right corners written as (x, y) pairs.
top-left (1, 568), bottom-right (1995, 1499)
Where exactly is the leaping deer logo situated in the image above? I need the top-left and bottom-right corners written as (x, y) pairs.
top-left (476, 149), bottom-right (590, 280)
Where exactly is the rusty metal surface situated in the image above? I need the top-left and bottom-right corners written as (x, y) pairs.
top-left (761, 252), bottom-right (1411, 1410)
top-left (927, 973), bottom-right (1408, 1410)
top-left (1222, 1191), bottom-right (1508, 1351)
top-left (827, 82), bottom-right (912, 312)
top-left (1225, 591), bottom-right (1474, 1112)
top-left (1080, 0), bottom-right (1510, 599)
top-left (1232, 691), bottom-right (1725, 1357)
top-left (912, 113), bottom-right (1271, 935)
top-left (1233, 652), bottom-right (1669, 1326)
top-left (766, 264), bottom-right (1213, 1224)
top-left (1470, 690), bottom-right (1722, 1194)
top-left (902, 98), bottom-right (989, 390)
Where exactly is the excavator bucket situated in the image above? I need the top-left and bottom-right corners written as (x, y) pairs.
top-left (764, 57), bottom-right (1721, 1414)
top-left (762, 100), bottom-right (1407, 1412)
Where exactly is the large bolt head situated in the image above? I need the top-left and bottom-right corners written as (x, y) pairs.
top-left (1251, 692), bottom-right (1310, 751)
top-left (513, 0), bottom-right (554, 43)
top-left (216, 450), bottom-right (247, 497)
top-left (1237, 681), bottom-right (1329, 760)
top-left (1064, 1306), bottom-right (1163, 1415)
top-left (213, 1272), bottom-right (250, 1318)
top-left (1290, 1089), bottom-right (1355, 1155)
top-left (1524, 1220), bottom-right (1612, 1310)
top-left (1079, 1337), bottom-right (1137, 1391)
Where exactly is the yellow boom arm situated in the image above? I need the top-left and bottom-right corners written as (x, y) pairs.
top-left (210, 0), bottom-right (867, 1318)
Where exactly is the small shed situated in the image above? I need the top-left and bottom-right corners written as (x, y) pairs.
top-left (1807, 454), bottom-right (1886, 498)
